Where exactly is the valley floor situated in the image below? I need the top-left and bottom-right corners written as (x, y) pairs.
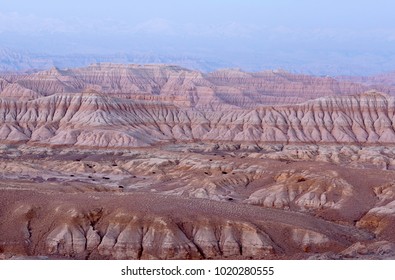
top-left (1, 142), bottom-right (395, 260)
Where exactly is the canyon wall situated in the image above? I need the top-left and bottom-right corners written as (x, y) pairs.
top-left (0, 64), bottom-right (394, 147)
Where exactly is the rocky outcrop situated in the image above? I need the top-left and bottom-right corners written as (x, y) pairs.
top-left (0, 140), bottom-right (393, 260)
top-left (1, 64), bottom-right (395, 260)
top-left (0, 86), bottom-right (394, 147)
top-left (0, 64), bottom-right (394, 148)
top-left (0, 189), bottom-right (371, 260)
top-left (245, 170), bottom-right (355, 211)
top-left (45, 217), bottom-right (279, 260)
top-left (2, 64), bottom-right (375, 106)
top-left (357, 182), bottom-right (395, 242)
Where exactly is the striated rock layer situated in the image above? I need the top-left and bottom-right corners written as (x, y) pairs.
top-left (0, 188), bottom-right (371, 260)
top-left (0, 64), bottom-right (394, 147)
top-left (0, 90), bottom-right (393, 147)
top-left (1, 64), bottom-right (374, 106)
top-left (1, 64), bottom-right (395, 260)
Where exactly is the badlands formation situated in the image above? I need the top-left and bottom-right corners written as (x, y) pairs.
top-left (1, 64), bottom-right (395, 259)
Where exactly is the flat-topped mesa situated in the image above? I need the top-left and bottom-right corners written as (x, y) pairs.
top-left (86, 62), bottom-right (188, 71)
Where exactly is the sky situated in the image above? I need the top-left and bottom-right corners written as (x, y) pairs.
top-left (0, 0), bottom-right (395, 75)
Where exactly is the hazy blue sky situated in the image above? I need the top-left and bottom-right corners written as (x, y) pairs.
top-left (1, 0), bottom-right (395, 74)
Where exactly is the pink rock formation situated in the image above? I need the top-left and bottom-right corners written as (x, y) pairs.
top-left (0, 64), bottom-right (394, 148)
top-left (0, 189), bottom-right (370, 260)
top-left (1, 64), bottom-right (395, 260)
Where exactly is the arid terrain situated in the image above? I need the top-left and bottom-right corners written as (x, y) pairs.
top-left (1, 64), bottom-right (395, 260)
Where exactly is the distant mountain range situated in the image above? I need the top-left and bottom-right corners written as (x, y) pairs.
top-left (2, 48), bottom-right (395, 77)
top-left (0, 48), bottom-right (227, 73)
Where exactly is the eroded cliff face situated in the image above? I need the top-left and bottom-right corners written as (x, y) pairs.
top-left (1, 65), bottom-right (395, 260)
top-left (1, 64), bottom-right (372, 106)
top-left (0, 81), bottom-right (394, 147)
top-left (0, 64), bottom-right (394, 148)
top-left (0, 188), bottom-right (371, 260)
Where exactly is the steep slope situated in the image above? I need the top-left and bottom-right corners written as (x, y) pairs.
top-left (0, 187), bottom-right (371, 259)
top-left (1, 64), bottom-right (394, 148)
top-left (2, 64), bottom-right (386, 108)
top-left (0, 88), bottom-right (394, 147)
